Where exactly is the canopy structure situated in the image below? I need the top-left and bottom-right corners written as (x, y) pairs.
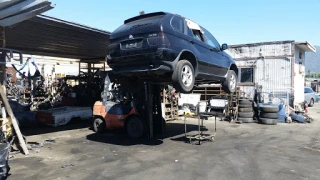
top-left (0, 0), bottom-right (54, 27)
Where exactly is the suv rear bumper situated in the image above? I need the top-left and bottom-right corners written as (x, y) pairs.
top-left (107, 48), bottom-right (179, 74)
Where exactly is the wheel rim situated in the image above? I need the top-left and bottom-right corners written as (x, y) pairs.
top-left (181, 65), bottom-right (193, 87)
top-left (95, 119), bottom-right (103, 130)
top-left (229, 74), bottom-right (236, 90)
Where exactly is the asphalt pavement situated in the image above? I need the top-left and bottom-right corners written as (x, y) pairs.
top-left (8, 103), bottom-right (320, 180)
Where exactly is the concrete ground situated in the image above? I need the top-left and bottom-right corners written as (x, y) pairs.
top-left (8, 104), bottom-right (320, 180)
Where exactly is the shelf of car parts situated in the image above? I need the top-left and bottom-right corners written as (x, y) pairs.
top-left (192, 86), bottom-right (241, 101)
top-left (161, 88), bottom-right (178, 121)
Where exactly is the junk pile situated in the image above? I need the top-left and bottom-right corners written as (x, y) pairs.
top-left (55, 75), bottom-right (104, 107)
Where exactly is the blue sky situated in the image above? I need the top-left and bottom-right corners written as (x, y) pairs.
top-left (47, 0), bottom-right (320, 46)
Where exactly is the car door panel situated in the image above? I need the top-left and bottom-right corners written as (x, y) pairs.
top-left (202, 28), bottom-right (228, 77)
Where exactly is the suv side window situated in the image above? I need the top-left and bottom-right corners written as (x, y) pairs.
top-left (170, 16), bottom-right (184, 33)
top-left (192, 29), bottom-right (204, 41)
top-left (203, 28), bottom-right (221, 51)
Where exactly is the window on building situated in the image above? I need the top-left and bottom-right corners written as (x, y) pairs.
top-left (238, 67), bottom-right (254, 83)
top-left (299, 52), bottom-right (302, 59)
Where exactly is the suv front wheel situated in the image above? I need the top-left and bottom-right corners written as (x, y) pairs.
top-left (222, 70), bottom-right (237, 93)
top-left (172, 60), bottom-right (195, 93)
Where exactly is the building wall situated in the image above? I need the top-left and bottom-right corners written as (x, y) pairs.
top-left (235, 58), bottom-right (293, 103)
top-left (227, 41), bottom-right (294, 105)
top-left (227, 42), bottom-right (292, 59)
top-left (294, 46), bottom-right (306, 104)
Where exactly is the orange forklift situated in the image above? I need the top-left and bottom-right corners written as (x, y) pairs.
top-left (92, 72), bottom-right (165, 139)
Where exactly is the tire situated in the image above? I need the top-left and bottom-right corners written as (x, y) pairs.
top-left (93, 118), bottom-right (105, 133)
top-left (172, 60), bottom-right (195, 93)
top-left (260, 112), bottom-right (278, 119)
top-left (260, 118), bottom-right (278, 125)
top-left (238, 107), bottom-right (253, 112)
top-left (238, 117), bottom-right (254, 123)
top-left (309, 98), bottom-right (314, 107)
top-left (239, 99), bottom-right (253, 105)
top-left (239, 104), bottom-right (253, 108)
top-left (238, 112), bottom-right (254, 118)
top-left (259, 106), bottom-right (279, 113)
top-left (222, 70), bottom-right (237, 93)
top-left (126, 116), bottom-right (145, 139)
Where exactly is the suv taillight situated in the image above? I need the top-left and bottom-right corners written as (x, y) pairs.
top-left (147, 32), bottom-right (170, 46)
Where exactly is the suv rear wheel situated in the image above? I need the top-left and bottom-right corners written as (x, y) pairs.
top-left (222, 70), bottom-right (237, 93)
top-left (172, 60), bottom-right (195, 93)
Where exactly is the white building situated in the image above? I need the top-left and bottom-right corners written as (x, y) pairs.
top-left (226, 40), bottom-right (316, 107)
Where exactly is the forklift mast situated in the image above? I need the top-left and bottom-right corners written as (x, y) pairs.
top-left (100, 72), bottom-right (165, 139)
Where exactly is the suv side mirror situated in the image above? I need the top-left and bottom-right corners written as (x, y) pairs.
top-left (221, 43), bottom-right (228, 51)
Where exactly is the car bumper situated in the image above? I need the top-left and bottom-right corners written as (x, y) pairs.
top-left (107, 48), bottom-right (178, 74)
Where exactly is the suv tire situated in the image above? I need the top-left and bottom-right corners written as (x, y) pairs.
top-left (222, 70), bottom-right (237, 93)
top-left (172, 60), bottom-right (195, 93)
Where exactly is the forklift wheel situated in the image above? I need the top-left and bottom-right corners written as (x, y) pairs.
top-left (93, 118), bottom-right (105, 133)
top-left (126, 116), bottom-right (145, 139)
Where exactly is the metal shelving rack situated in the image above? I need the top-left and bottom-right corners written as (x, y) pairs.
top-left (191, 85), bottom-right (241, 121)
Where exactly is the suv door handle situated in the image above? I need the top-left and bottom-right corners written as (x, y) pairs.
top-left (209, 48), bottom-right (214, 51)
top-left (189, 40), bottom-right (195, 44)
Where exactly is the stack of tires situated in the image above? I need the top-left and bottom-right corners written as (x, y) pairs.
top-left (259, 105), bottom-right (279, 125)
top-left (238, 99), bottom-right (254, 123)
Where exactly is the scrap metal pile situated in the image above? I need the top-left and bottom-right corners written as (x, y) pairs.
top-left (5, 57), bottom-right (105, 111)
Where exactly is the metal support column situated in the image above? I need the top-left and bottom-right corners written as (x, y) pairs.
top-left (153, 84), bottom-right (165, 134)
top-left (144, 82), bottom-right (153, 139)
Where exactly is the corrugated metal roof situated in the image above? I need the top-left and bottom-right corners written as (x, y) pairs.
top-left (0, 0), bottom-right (54, 27)
top-left (1, 14), bottom-right (111, 60)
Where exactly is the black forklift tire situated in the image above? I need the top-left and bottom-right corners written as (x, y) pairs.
top-left (172, 60), bottom-right (195, 93)
top-left (238, 112), bottom-right (254, 118)
top-left (126, 116), bottom-right (145, 139)
top-left (222, 70), bottom-right (237, 93)
top-left (259, 106), bottom-right (279, 113)
top-left (93, 118), bottom-right (105, 133)
top-left (260, 112), bottom-right (279, 119)
top-left (239, 107), bottom-right (253, 112)
top-left (238, 117), bottom-right (254, 123)
top-left (259, 118), bottom-right (278, 125)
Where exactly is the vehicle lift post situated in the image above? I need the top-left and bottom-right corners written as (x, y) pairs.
top-left (143, 82), bottom-right (164, 139)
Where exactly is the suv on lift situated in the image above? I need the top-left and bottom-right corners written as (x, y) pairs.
top-left (107, 12), bottom-right (238, 93)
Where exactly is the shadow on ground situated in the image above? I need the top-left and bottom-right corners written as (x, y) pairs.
top-left (86, 122), bottom-right (209, 146)
top-left (20, 119), bottom-right (91, 136)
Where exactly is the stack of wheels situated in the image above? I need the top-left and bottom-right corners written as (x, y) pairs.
top-left (259, 106), bottom-right (279, 125)
top-left (238, 99), bottom-right (254, 123)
